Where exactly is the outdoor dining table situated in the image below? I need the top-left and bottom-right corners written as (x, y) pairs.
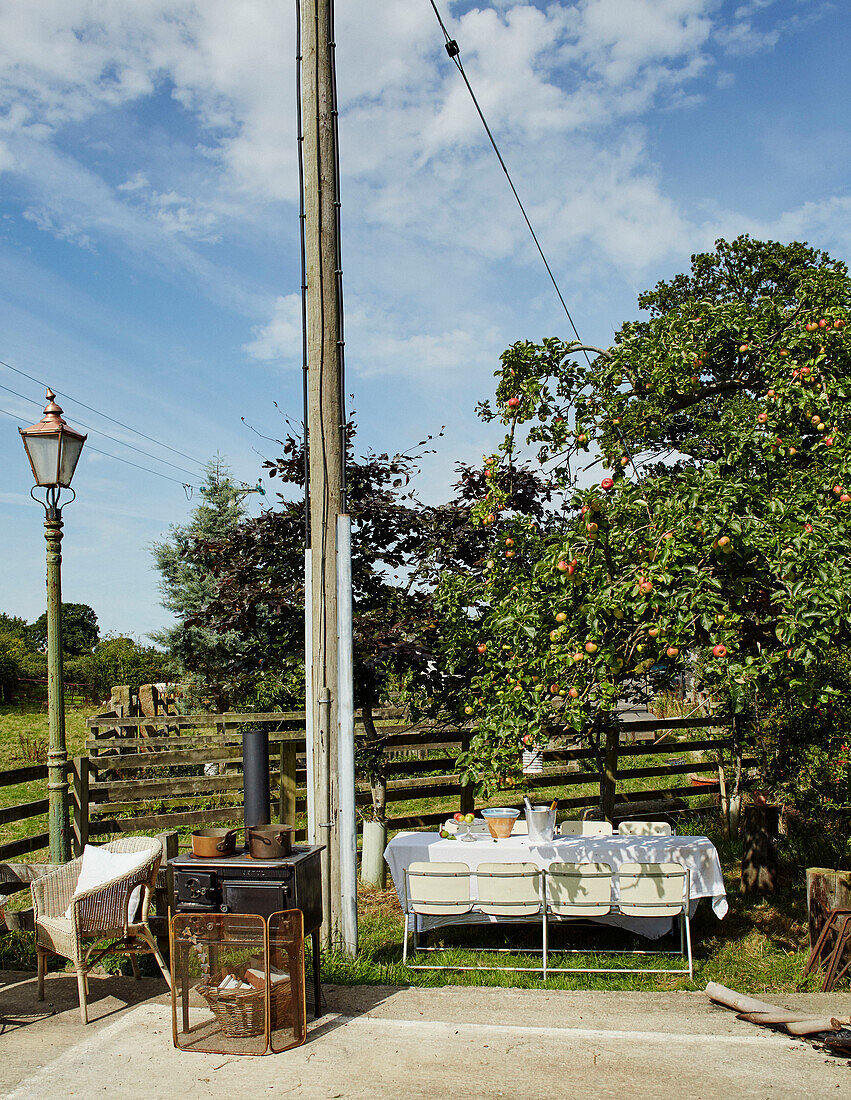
top-left (384, 829), bottom-right (728, 940)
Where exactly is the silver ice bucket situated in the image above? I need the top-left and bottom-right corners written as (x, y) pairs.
top-left (524, 798), bottom-right (556, 842)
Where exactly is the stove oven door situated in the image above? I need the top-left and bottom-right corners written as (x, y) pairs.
top-left (221, 881), bottom-right (293, 918)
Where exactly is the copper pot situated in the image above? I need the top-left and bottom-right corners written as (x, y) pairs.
top-left (191, 828), bottom-right (238, 858)
top-left (247, 824), bottom-right (293, 859)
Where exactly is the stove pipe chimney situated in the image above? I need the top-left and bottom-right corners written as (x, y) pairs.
top-left (243, 728), bottom-right (271, 829)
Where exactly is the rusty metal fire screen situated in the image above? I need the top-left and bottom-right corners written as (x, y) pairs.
top-left (170, 910), bottom-right (306, 1055)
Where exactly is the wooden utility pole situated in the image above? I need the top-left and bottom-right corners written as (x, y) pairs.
top-left (301, 0), bottom-right (345, 949)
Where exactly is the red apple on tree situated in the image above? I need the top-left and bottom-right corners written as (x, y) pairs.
top-left (601, 477), bottom-right (614, 491)
top-left (712, 643), bottom-right (728, 658)
top-left (507, 396), bottom-right (520, 409)
top-left (477, 643), bottom-right (487, 654)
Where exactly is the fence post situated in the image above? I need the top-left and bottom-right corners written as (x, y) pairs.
top-left (279, 739), bottom-right (298, 827)
top-left (459, 730), bottom-right (474, 816)
top-left (154, 829), bottom-right (179, 965)
top-left (71, 756), bottom-right (89, 856)
top-left (600, 720), bottom-right (619, 823)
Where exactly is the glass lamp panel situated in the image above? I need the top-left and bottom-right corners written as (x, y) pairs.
top-left (58, 432), bottom-right (85, 487)
top-left (23, 433), bottom-right (61, 486)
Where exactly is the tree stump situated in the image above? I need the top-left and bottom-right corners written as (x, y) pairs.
top-left (807, 868), bottom-right (851, 950)
top-left (740, 804), bottom-right (780, 894)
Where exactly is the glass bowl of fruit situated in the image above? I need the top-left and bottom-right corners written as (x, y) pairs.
top-left (440, 813), bottom-right (479, 841)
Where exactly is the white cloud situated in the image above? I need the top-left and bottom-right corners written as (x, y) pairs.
top-left (0, 0), bottom-right (840, 381)
top-left (243, 293), bottom-right (302, 363)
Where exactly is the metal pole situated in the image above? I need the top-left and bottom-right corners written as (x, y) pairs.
top-left (304, 549), bottom-right (316, 844)
top-left (44, 509), bottom-right (70, 863)
top-left (317, 686), bottom-right (332, 946)
top-left (336, 514), bottom-right (357, 954)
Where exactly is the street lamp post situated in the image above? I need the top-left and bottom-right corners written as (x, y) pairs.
top-left (19, 390), bottom-right (87, 863)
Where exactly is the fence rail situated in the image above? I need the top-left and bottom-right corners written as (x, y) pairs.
top-left (1, 710), bottom-right (752, 859)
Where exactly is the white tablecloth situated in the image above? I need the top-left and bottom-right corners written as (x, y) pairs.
top-left (384, 832), bottom-right (728, 940)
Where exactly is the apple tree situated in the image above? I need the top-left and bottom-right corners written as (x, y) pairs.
top-left (437, 236), bottom-right (851, 796)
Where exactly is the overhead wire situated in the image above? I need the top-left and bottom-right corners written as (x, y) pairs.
top-left (426, 0), bottom-right (588, 359)
top-left (426, 3), bottom-right (648, 484)
top-left (0, 356), bottom-right (207, 469)
top-left (0, 380), bottom-right (202, 482)
top-left (0, 404), bottom-right (194, 490)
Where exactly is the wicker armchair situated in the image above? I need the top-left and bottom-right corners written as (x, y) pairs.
top-left (30, 837), bottom-right (171, 1023)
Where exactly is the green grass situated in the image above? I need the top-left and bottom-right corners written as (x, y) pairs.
top-left (0, 703), bottom-right (89, 859)
top-left (321, 816), bottom-right (827, 994)
top-left (0, 707), bottom-right (843, 995)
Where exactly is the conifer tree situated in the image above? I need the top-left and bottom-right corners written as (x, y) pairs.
top-left (150, 456), bottom-right (246, 707)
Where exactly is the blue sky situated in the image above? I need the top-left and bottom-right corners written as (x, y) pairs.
top-left (0, 0), bottom-right (848, 640)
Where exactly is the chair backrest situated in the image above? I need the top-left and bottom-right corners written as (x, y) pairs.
top-left (559, 820), bottom-right (614, 836)
top-left (618, 820), bottom-right (673, 837)
top-left (476, 863), bottom-right (541, 917)
top-left (617, 862), bottom-right (687, 917)
top-left (405, 862), bottom-right (472, 916)
top-left (547, 862), bottom-right (612, 917)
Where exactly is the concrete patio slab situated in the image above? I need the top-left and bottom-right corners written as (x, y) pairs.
top-left (1, 970), bottom-right (848, 1099)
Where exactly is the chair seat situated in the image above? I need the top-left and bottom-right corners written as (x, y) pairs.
top-left (36, 915), bottom-right (145, 956)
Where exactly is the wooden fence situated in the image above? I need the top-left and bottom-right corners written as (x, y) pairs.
top-left (0, 763), bottom-right (50, 860)
top-left (0, 710), bottom-right (755, 860)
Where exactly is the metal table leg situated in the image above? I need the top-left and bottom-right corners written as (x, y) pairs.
top-left (311, 928), bottom-right (322, 1019)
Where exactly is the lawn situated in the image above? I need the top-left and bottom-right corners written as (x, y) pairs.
top-left (1, 705), bottom-right (843, 995)
top-left (316, 813), bottom-right (828, 995)
top-left (1, 805), bottom-right (836, 995)
top-left (0, 703), bottom-right (89, 858)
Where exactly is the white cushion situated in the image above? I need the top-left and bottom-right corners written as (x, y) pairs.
top-left (65, 845), bottom-right (147, 921)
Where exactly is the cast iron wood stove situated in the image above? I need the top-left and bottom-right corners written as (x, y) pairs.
top-left (170, 844), bottom-right (324, 1017)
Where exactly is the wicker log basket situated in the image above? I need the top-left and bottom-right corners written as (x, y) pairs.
top-left (197, 972), bottom-right (292, 1038)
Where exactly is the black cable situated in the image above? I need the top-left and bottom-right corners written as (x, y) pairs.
top-left (308, 1), bottom-right (330, 679)
top-left (426, 0), bottom-right (588, 356)
top-left (327, 0), bottom-right (347, 511)
top-left (0, 404), bottom-right (194, 488)
top-left (0, 356), bottom-right (207, 469)
top-left (295, 0), bottom-right (311, 548)
top-left (0, 380), bottom-right (202, 481)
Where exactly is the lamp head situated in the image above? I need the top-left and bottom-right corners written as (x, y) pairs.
top-left (19, 389), bottom-right (87, 489)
